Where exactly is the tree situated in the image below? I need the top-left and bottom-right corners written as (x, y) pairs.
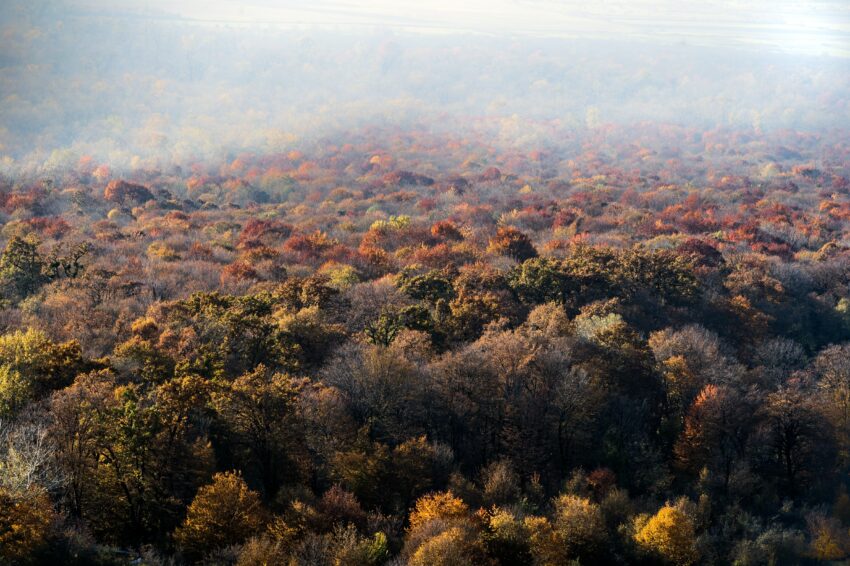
top-left (551, 494), bottom-right (609, 562)
top-left (0, 486), bottom-right (55, 565)
top-left (0, 417), bottom-right (63, 497)
top-left (807, 513), bottom-right (849, 561)
top-left (524, 515), bottom-right (564, 565)
top-left (404, 491), bottom-right (489, 566)
top-left (813, 344), bottom-right (850, 463)
top-left (447, 263), bottom-right (522, 342)
top-left (103, 180), bottom-right (154, 204)
top-left (674, 384), bottom-right (755, 495)
top-left (48, 370), bottom-right (113, 520)
top-left (321, 341), bottom-right (428, 446)
top-left (488, 227), bottom-right (537, 262)
top-left (0, 365), bottom-right (30, 419)
top-left (364, 310), bottom-right (403, 347)
top-left (0, 328), bottom-right (84, 405)
top-left (328, 526), bottom-right (390, 566)
top-left (397, 269), bottom-right (456, 304)
top-left (213, 365), bottom-right (305, 498)
top-left (0, 236), bottom-right (48, 302)
top-left (508, 258), bottom-right (572, 306)
top-left (480, 459), bottom-right (521, 507)
top-left (152, 291), bottom-right (301, 378)
top-left (408, 491), bottom-right (469, 532)
top-left (757, 385), bottom-right (835, 497)
top-left (482, 507), bottom-right (532, 566)
top-left (44, 242), bottom-right (91, 280)
top-left (633, 501), bottom-right (699, 566)
top-left (49, 371), bottom-right (213, 545)
top-left (391, 436), bottom-right (444, 508)
top-left (330, 433), bottom-right (392, 509)
top-left (408, 526), bottom-right (489, 566)
top-left (174, 471), bottom-right (266, 558)
top-left (650, 325), bottom-right (743, 424)
top-left (431, 220), bottom-right (464, 241)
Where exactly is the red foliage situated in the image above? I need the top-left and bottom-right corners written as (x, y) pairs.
top-left (238, 219), bottom-right (293, 250)
top-left (430, 220), bottom-right (464, 241)
top-left (488, 226), bottom-right (537, 261)
top-left (220, 261), bottom-right (258, 286)
top-left (104, 180), bottom-right (154, 204)
top-left (25, 216), bottom-right (71, 239)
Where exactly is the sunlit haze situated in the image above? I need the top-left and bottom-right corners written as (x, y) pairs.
top-left (1, 0), bottom-right (849, 172)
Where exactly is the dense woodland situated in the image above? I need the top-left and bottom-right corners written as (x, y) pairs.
top-left (2, 124), bottom-right (850, 564)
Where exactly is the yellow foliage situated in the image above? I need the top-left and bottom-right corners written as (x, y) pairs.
top-left (488, 507), bottom-right (521, 535)
top-left (0, 328), bottom-right (62, 370)
top-left (661, 355), bottom-right (701, 404)
top-left (524, 515), bottom-right (566, 565)
top-left (408, 491), bottom-right (469, 532)
top-left (522, 496), bottom-right (608, 564)
top-left (0, 487), bottom-right (54, 563)
top-left (0, 364), bottom-right (30, 418)
top-left (634, 503), bottom-right (699, 566)
top-left (811, 529), bottom-right (847, 561)
top-left (174, 471), bottom-right (265, 556)
top-left (553, 494), bottom-right (608, 556)
top-left (318, 262), bottom-right (360, 290)
top-left (146, 241), bottom-right (180, 261)
top-left (408, 526), bottom-right (478, 566)
top-left (370, 215), bottom-right (411, 233)
top-left (130, 317), bottom-right (159, 341)
top-left (0, 328), bottom-right (81, 393)
top-left (807, 515), bottom-right (849, 561)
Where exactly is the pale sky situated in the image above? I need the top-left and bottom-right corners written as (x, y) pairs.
top-left (74, 0), bottom-right (850, 56)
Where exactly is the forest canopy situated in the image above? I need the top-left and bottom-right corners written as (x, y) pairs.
top-left (1, 123), bottom-right (850, 564)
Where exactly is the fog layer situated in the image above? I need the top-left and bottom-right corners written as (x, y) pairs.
top-left (1, 0), bottom-right (849, 173)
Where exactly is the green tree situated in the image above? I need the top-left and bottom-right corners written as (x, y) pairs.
top-left (0, 236), bottom-right (48, 302)
top-left (364, 311), bottom-right (402, 347)
top-left (50, 372), bottom-right (213, 546)
top-left (213, 365), bottom-right (305, 498)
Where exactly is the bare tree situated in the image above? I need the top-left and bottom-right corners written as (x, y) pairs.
top-left (0, 411), bottom-right (65, 495)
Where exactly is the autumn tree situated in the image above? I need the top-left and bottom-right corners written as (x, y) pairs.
top-left (488, 226), bottom-right (537, 262)
top-left (174, 471), bottom-right (266, 559)
top-left (674, 384), bottom-right (756, 496)
top-left (757, 385), bottom-right (835, 497)
top-left (103, 179), bottom-right (154, 204)
top-left (408, 491), bottom-right (469, 532)
top-left (213, 364), bottom-right (305, 498)
top-left (812, 344), bottom-right (850, 464)
top-left (404, 491), bottom-right (490, 566)
top-left (0, 328), bottom-right (85, 415)
top-left (0, 486), bottom-right (55, 565)
top-left (633, 500), bottom-right (700, 566)
top-left (49, 371), bottom-right (213, 545)
top-left (552, 494), bottom-right (609, 562)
